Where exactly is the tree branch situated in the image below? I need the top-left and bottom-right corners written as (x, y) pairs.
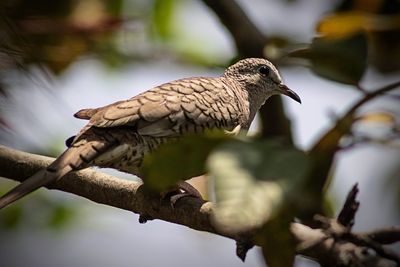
top-left (0, 145), bottom-right (398, 266)
top-left (360, 227), bottom-right (400, 245)
top-left (337, 183), bottom-right (359, 227)
top-left (201, 0), bottom-right (265, 57)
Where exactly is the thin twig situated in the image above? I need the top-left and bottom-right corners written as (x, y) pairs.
top-left (349, 80), bottom-right (400, 114)
top-left (335, 185), bottom-right (400, 264)
top-left (360, 227), bottom-right (400, 245)
top-left (346, 234), bottom-right (400, 265)
top-left (337, 183), bottom-right (359, 228)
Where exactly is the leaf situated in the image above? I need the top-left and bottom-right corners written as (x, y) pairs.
top-left (151, 0), bottom-right (175, 40)
top-left (208, 140), bottom-right (310, 233)
top-left (317, 12), bottom-right (400, 38)
top-left (141, 131), bottom-right (231, 192)
top-left (48, 204), bottom-right (74, 229)
top-left (356, 111), bottom-right (396, 125)
top-left (301, 112), bottom-right (357, 219)
top-left (0, 0), bottom-right (125, 75)
top-left (316, 11), bottom-right (400, 73)
top-left (317, 12), bottom-right (368, 38)
top-left (311, 32), bottom-right (367, 85)
top-left (260, 215), bottom-right (295, 267)
top-left (290, 32), bottom-right (368, 85)
top-left (209, 140), bottom-right (309, 266)
top-left (0, 204), bottom-right (23, 229)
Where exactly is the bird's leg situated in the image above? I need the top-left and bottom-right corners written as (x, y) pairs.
top-left (162, 181), bottom-right (203, 206)
top-left (236, 238), bottom-right (255, 262)
top-left (138, 214), bottom-right (153, 224)
top-left (138, 181), bottom-right (202, 223)
top-left (136, 183), bottom-right (158, 224)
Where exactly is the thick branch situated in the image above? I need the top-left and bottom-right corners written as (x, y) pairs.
top-left (0, 145), bottom-right (398, 266)
top-left (202, 0), bottom-right (265, 57)
top-left (0, 145), bottom-right (217, 236)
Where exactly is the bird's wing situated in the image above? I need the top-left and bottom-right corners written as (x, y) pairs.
top-left (82, 78), bottom-right (240, 138)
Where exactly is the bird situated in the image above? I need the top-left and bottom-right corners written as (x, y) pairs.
top-left (0, 58), bottom-right (301, 209)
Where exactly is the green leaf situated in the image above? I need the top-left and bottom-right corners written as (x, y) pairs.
top-left (260, 215), bottom-right (295, 267)
top-left (0, 204), bottom-right (23, 229)
top-left (208, 140), bottom-right (310, 232)
top-left (151, 0), bottom-right (176, 40)
top-left (106, 0), bottom-right (123, 17)
top-left (48, 203), bottom-right (74, 229)
top-left (141, 131), bottom-right (231, 192)
top-left (291, 32), bottom-right (368, 85)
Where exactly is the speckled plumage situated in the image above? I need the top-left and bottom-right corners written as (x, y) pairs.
top-left (0, 58), bottom-right (301, 209)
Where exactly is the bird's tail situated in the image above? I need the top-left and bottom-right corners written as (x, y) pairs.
top-left (0, 137), bottom-right (115, 209)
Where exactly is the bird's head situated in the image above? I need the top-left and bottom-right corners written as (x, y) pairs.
top-left (224, 58), bottom-right (301, 104)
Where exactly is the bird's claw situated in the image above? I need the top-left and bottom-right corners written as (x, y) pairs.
top-left (163, 181), bottom-right (203, 207)
top-left (138, 214), bottom-right (154, 224)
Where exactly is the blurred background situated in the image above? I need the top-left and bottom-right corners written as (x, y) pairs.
top-left (0, 0), bottom-right (399, 266)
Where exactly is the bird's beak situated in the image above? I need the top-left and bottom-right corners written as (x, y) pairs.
top-left (278, 84), bottom-right (301, 104)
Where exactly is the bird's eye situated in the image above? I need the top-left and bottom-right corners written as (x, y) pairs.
top-left (258, 65), bottom-right (270, 77)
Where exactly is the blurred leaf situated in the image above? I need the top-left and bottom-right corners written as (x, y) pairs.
top-left (318, 12), bottom-right (400, 38)
top-left (323, 196), bottom-right (335, 217)
top-left (95, 40), bottom-right (131, 69)
top-left (335, 0), bottom-right (400, 14)
top-left (44, 36), bottom-right (88, 73)
top-left (0, 204), bottom-right (23, 229)
top-left (369, 29), bottom-right (400, 72)
top-left (356, 111), bottom-right (396, 124)
top-left (48, 204), bottom-right (74, 229)
top-left (290, 32), bottom-right (368, 85)
top-left (0, 182), bottom-right (77, 230)
top-left (0, 183), bottom-right (23, 229)
top-left (141, 131), bottom-right (232, 192)
top-left (311, 114), bottom-right (355, 154)
top-left (107, 0), bottom-right (123, 17)
top-left (209, 140), bottom-right (309, 266)
top-left (151, 0), bottom-right (175, 40)
top-left (262, 35), bottom-right (291, 62)
top-left (0, 0), bottom-right (124, 75)
top-left (260, 214), bottom-right (295, 267)
top-left (317, 11), bottom-right (400, 72)
top-left (317, 12), bottom-right (368, 38)
top-left (300, 111), bottom-right (357, 219)
top-left (209, 140), bottom-right (310, 232)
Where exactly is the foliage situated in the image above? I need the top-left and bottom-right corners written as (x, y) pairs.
top-left (0, 0), bottom-right (125, 74)
top-left (141, 131), bottom-right (231, 192)
top-left (0, 183), bottom-right (75, 229)
top-left (290, 32), bottom-right (367, 85)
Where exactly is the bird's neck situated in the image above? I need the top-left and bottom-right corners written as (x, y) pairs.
top-left (246, 85), bottom-right (272, 127)
top-left (222, 77), bottom-right (270, 129)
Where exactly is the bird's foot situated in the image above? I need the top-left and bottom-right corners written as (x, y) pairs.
top-left (138, 214), bottom-right (153, 224)
top-left (236, 239), bottom-right (254, 262)
top-left (137, 181), bottom-right (202, 223)
top-left (162, 181), bottom-right (203, 206)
